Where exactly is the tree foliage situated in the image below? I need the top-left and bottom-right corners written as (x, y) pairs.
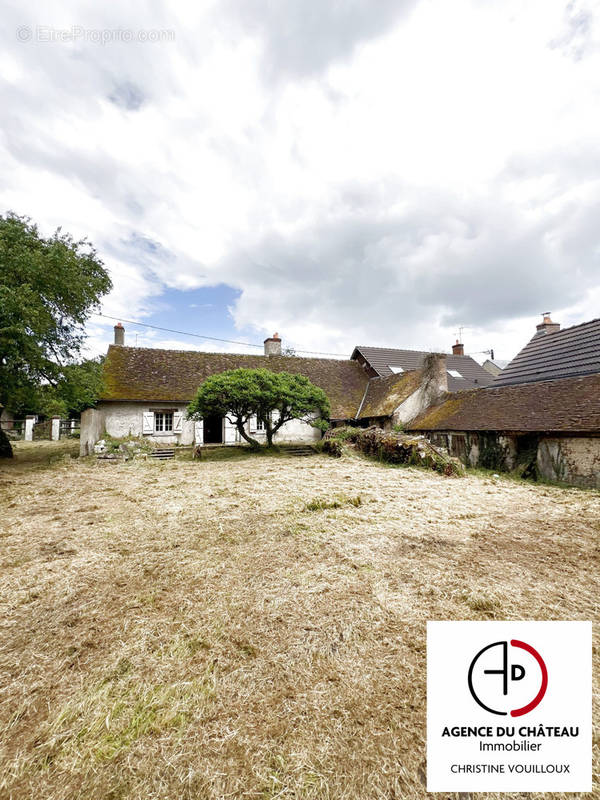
top-left (0, 213), bottom-right (111, 456)
top-left (187, 368), bottom-right (331, 448)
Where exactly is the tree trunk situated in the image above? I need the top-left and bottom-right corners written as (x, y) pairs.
top-left (267, 415), bottom-right (287, 447)
top-left (0, 428), bottom-right (13, 458)
top-left (235, 421), bottom-right (260, 449)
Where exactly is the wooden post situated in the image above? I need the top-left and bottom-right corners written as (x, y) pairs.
top-left (24, 415), bottom-right (35, 442)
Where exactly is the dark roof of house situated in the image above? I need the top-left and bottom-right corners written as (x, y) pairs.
top-left (351, 345), bottom-right (494, 390)
top-left (101, 345), bottom-right (369, 420)
top-left (357, 370), bottom-right (422, 419)
top-left (408, 374), bottom-right (600, 433)
top-left (493, 318), bottom-right (600, 387)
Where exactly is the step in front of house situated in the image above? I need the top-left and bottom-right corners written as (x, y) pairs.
top-left (149, 448), bottom-right (175, 460)
top-left (278, 445), bottom-right (316, 456)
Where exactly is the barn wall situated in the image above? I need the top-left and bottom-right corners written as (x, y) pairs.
top-left (423, 430), bottom-right (600, 488)
top-left (537, 437), bottom-right (600, 489)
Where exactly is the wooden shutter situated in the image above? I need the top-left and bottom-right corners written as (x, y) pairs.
top-left (173, 412), bottom-right (183, 432)
top-left (142, 411), bottom-right (154, 434)
top-left (194, 420), bottom-right (203, 444)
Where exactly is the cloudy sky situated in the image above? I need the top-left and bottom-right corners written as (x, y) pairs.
top-left (2, 0), bottom-right (599, 362)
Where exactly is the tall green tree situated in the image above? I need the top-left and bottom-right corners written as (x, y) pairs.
top-left (187, 368), bottom-right (330, 448)
top-left (0, 213), bottom-right (111, 456)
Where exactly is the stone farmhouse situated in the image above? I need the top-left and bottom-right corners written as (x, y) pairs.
top-left (80, 316), bottom-right (600, 488)
top-left (80, 324), bottom-right (490, 454)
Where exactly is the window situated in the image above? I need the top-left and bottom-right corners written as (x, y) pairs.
top-left (251, 414), bottom-right (269, 432)
top-left (447, 369), bottom-right (464, 379)
top-left (388, 365), bottom-right (404, 374)
top-left (155, 411), bottom-right (174, 432)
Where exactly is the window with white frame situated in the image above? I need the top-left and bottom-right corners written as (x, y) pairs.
top-left (155, 411), bottom-right (174, 432)
top-left (388, 365), bottom-right (404, 374)
top-left (447, 369), bottom-right (464, 379)
top-left (251, 413), bottom-right (271, 433)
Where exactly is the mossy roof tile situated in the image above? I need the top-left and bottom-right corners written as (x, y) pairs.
top-left (408, 374), bottom-right (600, 432)
top-left (101, 345), bottom-right (369, 420)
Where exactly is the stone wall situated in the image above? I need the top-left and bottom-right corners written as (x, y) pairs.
top-left (423, 430), bottom-right (600, 488)
top-left (80, 408), bottom-right (105, 456)
top-left (82, 402), bottom-right (321, 450)
top-left (537, 436), bottom-right (600, 489)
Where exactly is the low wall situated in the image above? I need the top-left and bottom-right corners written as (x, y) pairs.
top-left (422, 431), bottom-right (600, 489)
top-left (80, 408), bottom-right (105, 456)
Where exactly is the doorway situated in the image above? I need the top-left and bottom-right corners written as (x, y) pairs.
top-left (203, 415), bottom-right (223, 444)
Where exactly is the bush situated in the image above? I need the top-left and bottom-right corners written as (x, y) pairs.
top-left (322, 438), bottom-right (343, 457)
top-left (324, 425), bottom-right (463, 477)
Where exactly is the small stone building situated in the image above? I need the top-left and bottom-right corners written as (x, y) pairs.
top-left (407, 316), bottom-right (600, 487)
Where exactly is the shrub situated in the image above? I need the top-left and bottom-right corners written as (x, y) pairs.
top-left (323, 425), bottom-right (463, 477)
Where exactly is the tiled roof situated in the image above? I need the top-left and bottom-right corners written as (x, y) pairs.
top-left (351, 345), bottom-right (494, 390)
top-left (101, 346), bottom-right (369, 420)
top-left (494, 318), bottom-right (600, 387)
top-left (357, 370), bottom-right (422, 419)
top-left (408, 374), bottom-right (600, 433)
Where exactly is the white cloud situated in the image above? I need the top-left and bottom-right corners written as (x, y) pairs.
top-left (1, 0), bottom-right (599, 363)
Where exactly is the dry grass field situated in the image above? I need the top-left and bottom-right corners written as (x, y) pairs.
top-left (0, 442), bottom-right (598, 799)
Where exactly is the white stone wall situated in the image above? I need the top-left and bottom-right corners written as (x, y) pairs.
top-left (102, 403), bottom-right (196, 445)
top-left (80, 408), bottom-right (106, 456)
top-left (392, 386), bottom-right (431, 426)
top-left (97, 403), bottom-right (321, 446)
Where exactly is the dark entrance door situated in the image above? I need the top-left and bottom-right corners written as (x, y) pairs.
top-left (204, 415), bottom-right (223, 444)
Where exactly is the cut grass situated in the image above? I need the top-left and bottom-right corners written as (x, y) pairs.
top-left (0, 445), bottom-right (598, 799)
top-left (303, 493), bottom-right (362, 511)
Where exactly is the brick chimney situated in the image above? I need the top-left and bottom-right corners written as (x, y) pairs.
top-left (114, 322), bottom-right (125, 346)
top-left (535, 313), bottom-right (560, 336)
top-left (452, 339), bottom-right (464, 356)
top-left (264, 332), bottom-right (282, 356)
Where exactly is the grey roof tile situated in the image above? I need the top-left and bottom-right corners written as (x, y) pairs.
top-left (351, 345), bottom-right (494, 390)
top-left (494, 318), bottom-right (600, 387)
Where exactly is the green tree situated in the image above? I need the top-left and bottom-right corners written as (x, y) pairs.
top-left (0, 213), bottom-right (111, 456)
top-left (47, 357), bottom-right (105, 417)
top-left (187, 368), bottom-right (330, 448)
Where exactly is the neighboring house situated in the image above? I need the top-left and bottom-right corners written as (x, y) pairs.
top-left (482, 358), bottom-right (508, 377)
top-left (407, 316), bottom-right (600, 488)
top-left (493, 315), bottom-right (600, 387)
top-left (80, 325), bottom-right (454, 454)
top-left (351, 340), bottom-right (494, 390)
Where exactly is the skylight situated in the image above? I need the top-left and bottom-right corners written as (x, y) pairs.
top-left (389, 366), bottom-right (404, 373)
top-left (447, 369), bottom-right (464, 378)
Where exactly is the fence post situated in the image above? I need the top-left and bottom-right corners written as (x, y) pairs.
top-left (51, 416), bottom-right (61, 441)
top-left (25, 415), bottom-right (35, 442)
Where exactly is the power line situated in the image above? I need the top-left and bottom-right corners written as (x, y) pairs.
top-left (92, 313), bottom-right (348, 357)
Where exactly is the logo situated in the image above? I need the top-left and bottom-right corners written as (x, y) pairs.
top-left (468, 639), bottom-right (547, 717)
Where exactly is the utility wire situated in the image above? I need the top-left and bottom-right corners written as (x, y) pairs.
top-left (92, 313), bottom-right (349, 357)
